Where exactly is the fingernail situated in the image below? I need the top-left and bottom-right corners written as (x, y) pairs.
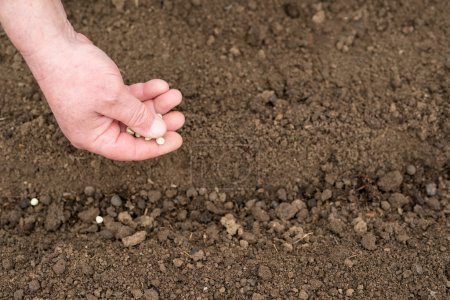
top-left (148, 115), bottom-right (166, 138)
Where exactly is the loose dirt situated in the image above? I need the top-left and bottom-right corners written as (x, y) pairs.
top-left (1, 0), bottom-right (449, 299)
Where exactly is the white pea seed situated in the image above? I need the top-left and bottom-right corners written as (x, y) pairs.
top-left (95, 216), bottom-right (104, 224)
top-left (30, 198), bottom-right (39, 206)
top-left (145, 137), bottom-right (152, 141)
top-left (156, 137), bottom-right (165, 145)
top-left (126, 127), bottom-right (135, 135)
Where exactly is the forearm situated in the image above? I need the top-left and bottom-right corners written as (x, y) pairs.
top-left (0, 0), bottom-right (75, 56)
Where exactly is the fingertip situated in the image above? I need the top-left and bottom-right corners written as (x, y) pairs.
top-left (163, 111), bottom-right (185, 131)
top-left (154, 89), bottom-right (183, 114)
top-left (143, 79), bottom-right (170, 98)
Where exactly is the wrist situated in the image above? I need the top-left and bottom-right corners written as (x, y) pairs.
top-left (0, 0), bottom-right (75, 56)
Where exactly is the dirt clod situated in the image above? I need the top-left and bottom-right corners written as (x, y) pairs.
top-left (257, 265), bottom-right (273, 281)
top-left (276, 202), bottom-right (298, 221)
top-left (52, 258), bottom-right (66, 275)
top-left (28, 280), bottom-right (40, 292)
top-left (122, 231), bottom-right (147, 247)
top-left (361, 233), bottom-right (377, 251)
top-left (284, 3), bottom-right (300, 19)
top-left (78, 207), bottom-right (100, 223)
top-left (378, 171), bottom-right (403, 192)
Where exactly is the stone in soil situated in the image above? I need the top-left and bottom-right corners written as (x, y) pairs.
top-left (425, 183), bottom-right (437, 196)
top-left (378, 171), bottom-right (403, 192)
top-left (84, 186), bottom-right (95, 197)
top-left (122, 231), bottom-right (147, 247)
top-left (277, 188), bottom-right (287, 201)
top-left (406, 165), bottom-right (416, 175)
top-left (110, 194), bottom-right (123, 207)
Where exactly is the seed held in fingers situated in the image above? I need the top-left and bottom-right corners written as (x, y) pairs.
top-left (135, 133), bottom-right (141, 138)
top-left (145, 137), bottom-right (152, 141)
top-left (126, 127), bottom-right (135, 135)
top-left (156, 137), bottom-right (165, 145)
top-left (157, 113), bottom-right (163, 119)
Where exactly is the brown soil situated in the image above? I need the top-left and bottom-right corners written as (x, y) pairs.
top-left (1, 0), bottom-right (449, 299)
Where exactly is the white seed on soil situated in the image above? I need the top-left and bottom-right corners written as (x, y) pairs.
top-left (156, 137), bottom-right (165, 145)
top-left (30, 198), bottom-right (39, 206)
top-left (126, 127), bottom-right (135, 135)
top-left (95, 216), bottom-right (104, 224)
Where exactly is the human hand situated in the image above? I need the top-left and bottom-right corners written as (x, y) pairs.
top-left (24, 33), bottom-right (184, 160)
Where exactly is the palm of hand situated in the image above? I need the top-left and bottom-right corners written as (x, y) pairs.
top-left (29, 38), bottom-right (184, 160)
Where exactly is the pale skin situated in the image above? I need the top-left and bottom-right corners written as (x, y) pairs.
top-left (0, 0), bottom-right (184, 160)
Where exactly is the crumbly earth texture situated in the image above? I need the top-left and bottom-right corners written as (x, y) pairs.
top-left (0, 0), bottom-right (449, 299)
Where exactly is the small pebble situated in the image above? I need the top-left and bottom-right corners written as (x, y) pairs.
top-left (346, 288), bottom-right (354, 297)
top-left (95, 216), bottom-right (104, 224)
top-left (30, 198), bottom-right (39, 206)
top-left (156, 137), bottom-right (165, 145)
top-left (425, 183), bottom-right (437, 196)
top-left (173, 258), bottom-right (184, 268)
top-left (406, 165), bottom-right (416, 175)
top-left (110, 194), bottom-right (122, 207)
top-left (298, 290), bottom-right (309, 300)
top-left (84, 186), bottom-right (96, 197)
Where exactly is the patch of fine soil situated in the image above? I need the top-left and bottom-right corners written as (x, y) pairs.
top-left (1, 0), bottom-right (449, 299)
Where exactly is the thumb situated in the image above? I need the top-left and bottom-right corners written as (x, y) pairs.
top-left (103, 89), bottom-right (167, 138)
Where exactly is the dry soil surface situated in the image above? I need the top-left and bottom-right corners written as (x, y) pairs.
top-left (0, 0), bottom-right (449, 299)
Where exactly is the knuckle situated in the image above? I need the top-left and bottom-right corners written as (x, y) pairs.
top-left (101, 85), bottom-right (123, 106)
